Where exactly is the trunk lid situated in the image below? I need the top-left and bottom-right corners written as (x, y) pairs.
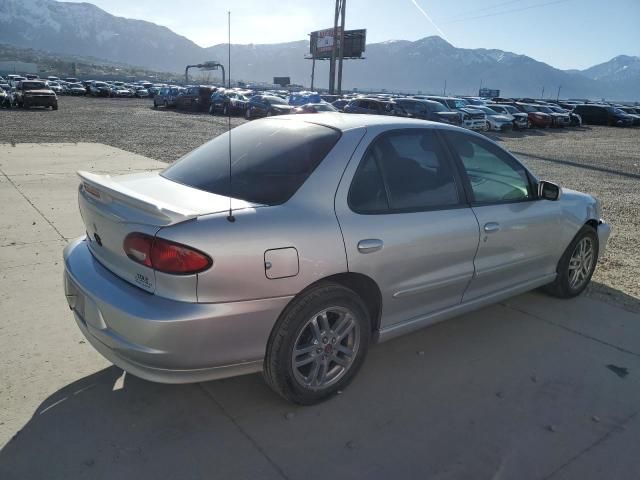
top-left (77, 170), bottom-right (257, 294)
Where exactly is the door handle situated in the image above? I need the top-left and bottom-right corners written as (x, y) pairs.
top-left (357, 239), bottom-right (383, 254)
top-left (484, 222), bottom-right (500, 233)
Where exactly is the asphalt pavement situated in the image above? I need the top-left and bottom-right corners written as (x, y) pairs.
top-left (1, 143), bottom-right (639, 480)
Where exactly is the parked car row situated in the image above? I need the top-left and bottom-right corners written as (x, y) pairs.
top-left (0, 74), bottom-right (160, 99)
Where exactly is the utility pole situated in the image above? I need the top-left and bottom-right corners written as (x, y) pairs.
top-left (556, 85), bottom-right (562, 101)
top-left (336, 0), bottom-right (346, 95)
top-left (329, 0), bottom-right (340, 94)
top-left (541, 86), bottom-right (545, 99)
top-left (311, 55), bottom-right (316, 91)
top-left (443, 79), bottom-right (447, 96)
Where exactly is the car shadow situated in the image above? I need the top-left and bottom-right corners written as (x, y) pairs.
top-left (2, 290), bottom-right (640, 479)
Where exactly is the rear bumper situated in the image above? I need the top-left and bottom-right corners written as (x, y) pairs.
top-left (63, 237), bottom-right (292, 383)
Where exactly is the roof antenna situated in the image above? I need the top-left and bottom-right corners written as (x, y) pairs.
top-left (226, 10), bottom-right (235, 223)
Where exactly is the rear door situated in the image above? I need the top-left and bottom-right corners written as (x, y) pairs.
top-left (335, 127), bottom-right (479, 329)
top-left (442, 131), bottom-right (561, 301)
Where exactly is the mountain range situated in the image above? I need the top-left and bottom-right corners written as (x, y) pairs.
top-left (0, 0), bottom-right (638, 100)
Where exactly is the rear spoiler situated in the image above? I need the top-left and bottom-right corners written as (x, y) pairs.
top-left (77, 171), bottom-right (198, 226)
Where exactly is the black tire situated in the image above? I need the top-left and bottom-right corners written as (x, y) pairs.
top-left (542, 225), bottom-right (599, 298)
top-left (52, 104), bottom-right (58, 110)
top-left (263, 283), bottom-right (371, 405)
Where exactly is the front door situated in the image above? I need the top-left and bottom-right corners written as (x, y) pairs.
top-left (335, 128), bottom-right (480, 329)
top-left (442, 131), bottom-right (561, 301)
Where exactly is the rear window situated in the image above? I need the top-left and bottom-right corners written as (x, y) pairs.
top-left (162, 120), bottom-right (341, 205)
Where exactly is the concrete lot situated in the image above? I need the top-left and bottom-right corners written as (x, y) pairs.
top-left (1, 143), bottom-right (640, 479)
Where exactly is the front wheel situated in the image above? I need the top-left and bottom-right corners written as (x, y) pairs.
top-left (542, 225), bottom-right (598, 298)
top-left (263, 283), bottom-right (371, 405)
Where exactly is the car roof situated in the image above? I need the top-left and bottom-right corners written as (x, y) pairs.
top-left (269, 113), bottom-right (459, 132)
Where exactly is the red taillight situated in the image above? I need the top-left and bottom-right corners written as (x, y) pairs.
top-left (123, 233), bottom-right (212, 275)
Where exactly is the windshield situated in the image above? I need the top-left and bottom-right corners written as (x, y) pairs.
top-left (474, 106), bottom-right (499, 115)
top-left (519, 104), bottom-right (537, 113)
top-left (428, 102), bottom-right (447, 112)
top-left (453, 99), bottom-right (468, 109)
top-left (536, 106), bottom-right (553, 113)
top-left (22, 81), bottom-right (47, 90)
top-left (162, 120), bottom-right (341, 205)
top-left (265, 96), bottom-right (288, 105)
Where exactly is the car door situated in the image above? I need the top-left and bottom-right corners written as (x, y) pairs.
top-left (442, 130), bottom-right (562, 301)
top-left (335, 127), bottom-right (480, 329)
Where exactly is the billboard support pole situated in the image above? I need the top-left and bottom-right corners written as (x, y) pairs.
top-left (337, 0), bottom-right (346, 95)
top-left (311, 56), bottom-right (316, 91)
top-left (329, 0), bottom-right (340, 93)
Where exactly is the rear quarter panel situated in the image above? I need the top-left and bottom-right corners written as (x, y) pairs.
top-left (158, 126), bottom-right (368, 303)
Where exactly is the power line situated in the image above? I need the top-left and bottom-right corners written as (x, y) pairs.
top-left (442, 0), bottom-right (573, 25)
top-left (443, 0), bottom-right (528, 22)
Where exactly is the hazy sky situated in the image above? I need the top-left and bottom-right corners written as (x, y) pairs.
top-left (66, 0), bottom-right (639, 69)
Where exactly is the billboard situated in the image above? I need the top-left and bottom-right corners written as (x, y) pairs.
top-left (310, 28), bottom-right (366, 59)
top-left (273, 76), bottom-right (291, 87)
top-left (479, 88), bottom-right (500, 98)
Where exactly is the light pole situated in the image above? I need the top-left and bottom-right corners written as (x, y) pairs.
top-left (557, 85), bottom-right (562, 101)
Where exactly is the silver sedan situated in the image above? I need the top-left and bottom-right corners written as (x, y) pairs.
top-left (63, 114), bottom-right (611, 404)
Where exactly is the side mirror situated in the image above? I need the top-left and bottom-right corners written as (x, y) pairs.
top-left (538, 180), bottom-right (561, 201)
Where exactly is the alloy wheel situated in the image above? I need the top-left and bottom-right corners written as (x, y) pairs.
top-left (291, 307), bottom-right (360, 391)
top-left (568, 237), bottom-right (595, 290)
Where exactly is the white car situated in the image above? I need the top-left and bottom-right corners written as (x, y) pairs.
top-left (472, 105), bottom-right (515, 132)
top-left (46, 81), bottom-right (63, 94)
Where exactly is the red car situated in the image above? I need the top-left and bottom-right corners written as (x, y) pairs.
top-left (516, 103), bottom-right (552, 128)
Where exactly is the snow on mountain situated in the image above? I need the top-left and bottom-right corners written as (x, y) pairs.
top-left (0, 0), bottom-right (637, 99)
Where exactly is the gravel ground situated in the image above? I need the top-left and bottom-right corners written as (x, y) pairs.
top-left (1, 96), bottom-right (245, 162)
top-left (1, 95), bottom-right (638, 310)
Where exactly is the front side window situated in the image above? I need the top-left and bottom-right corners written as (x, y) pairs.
top-left (444, 132), bottom-right (532, 204)
top-left (349, 129), bottom-right (460, 213)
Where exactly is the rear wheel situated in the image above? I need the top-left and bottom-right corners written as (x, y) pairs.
top-left (264, 283), bottom-right (371, 405)
top-left (543, 225), bottom-right (598, 298)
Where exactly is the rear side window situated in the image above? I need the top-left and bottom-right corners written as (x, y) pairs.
top-left (162, 120), bottom-right (341, 205)
top-left (349, 129), bottom-right (460, 213)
